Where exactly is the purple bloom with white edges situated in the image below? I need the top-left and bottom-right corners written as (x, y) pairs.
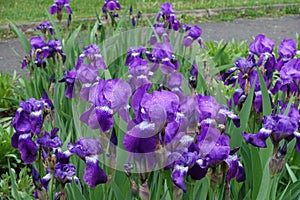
top-left (59, 70), bottom-right (77, 98)
top-left (22, 36), bottom-right (65, 68)
top-left (41, 163), bottom-right (79, 190)
top-left (207, 135), bottom-right (230, 166)
top-left (49, 0), bottom-right (72, 21)
top-left (54, 163), bottom-right (78, 184)
top-left (123, 121), bottom-right (157, 153)
top-left (84, 156), bottom-right (108, 187)
top-left (222, 55), bottom-right (257, 92)
top-left (171, 165), bottom-right (189, 192)
top-left (68, 138), bottom-right (107, 187)
top-left (36, 21), bottom-right (54, 35)
top-left (182, 25), bottom-right (202, 47)
top-left (68, 138), bottom-right (102, 158)
top-left (11, 96), bottom-right (55, 164)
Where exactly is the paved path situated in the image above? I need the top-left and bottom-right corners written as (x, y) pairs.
top-left (0, 15), bottom-right (299, 74)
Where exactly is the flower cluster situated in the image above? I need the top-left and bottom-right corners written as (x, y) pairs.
top-left (221, 34), bottom-right (300, 176)
top-left (22, 36), bottom-right (65, 69)
top-left (11, 92), bottom-right (53, 164)
top-left (222, 34), bottom-right (299, 113)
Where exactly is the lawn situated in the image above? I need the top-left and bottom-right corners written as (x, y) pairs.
top-left (0, 0), bottom-right (299, 25)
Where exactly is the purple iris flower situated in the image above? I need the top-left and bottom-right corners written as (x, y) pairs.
top-left (75, 44), bottom-right (107, 84)
top-left (12, 98), bottom-right (49, 135)
top-left (224, 154), bottom-right (245, 182)
top-left (249, 34), bottom-right (276, 79)
top-left (167, 72), bottom-right (184, 101)
top-left (17, 133), bottom-right (38, 164)
top-left (49, 0), bottom-right (72, 21)
top-left (80, 78), bottom-right (132, 132)
top-left (250, 34), bottom-right (275, 56)
top-left (125, 46), bottom-right (147, 67)
top-left (59, 70), bottom-right (77, 98)
top-left (195, 95), bottom-right (240, 127)
top-left (149, 42), bottom-right (179, 74)
top-left (243, 113), bottom-right (300, 149)
top-left (36, 21), bottom-right (54, 35)
top-left (127, 58), bottom-right (152, 90)
top-left (37, 128), bottom-right (62, 149)
top-left (123, 121), bottom-right (157, 153)
top-left (156, 2), bottom-right (180, 31)
top-left (11, 96), bottom-right (54, 164)
top-left (68, 138), bottom-right (107, 187)
top-left (278, 39), bottom-right (297, 61)
top-left (182, 25), bottom-right (202, 47)
top-left (222, 55), bottom-right (257, 93)
top-left (22, 36), bottom-right (65, 68)
top-left (42, 163), bottom-right (79, 189)
top-left (271, 58), bottom-right (300, 95)
top-left (103, 0), bottom-right (121, 11)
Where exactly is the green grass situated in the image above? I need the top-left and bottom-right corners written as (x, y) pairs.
top-left (0, 0), bottom-right (299, 25)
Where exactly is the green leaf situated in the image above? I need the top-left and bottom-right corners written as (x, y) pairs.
top-left (230, 78), bottom-right (256, 147)
top-left (112, 182), bottom-right (124, 200)
top-left (284, 96), bottom-right (295, 115)
top-left (279, 180), bottom-right (300, 200)
top-left (257, 69), bottom-right (272, 116)
top-left (8, 159), bottom-right (21, 200)
top-left (285, 163), bottom-right (297, 183)
top-left (255, 157), bottom-right (270, 200)
top-left (9, 22), bottom-right (30, 54)
top-left (46, 11), bottom-right (62, 40)
top-left (249, 146), bottom-right (263, 200)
